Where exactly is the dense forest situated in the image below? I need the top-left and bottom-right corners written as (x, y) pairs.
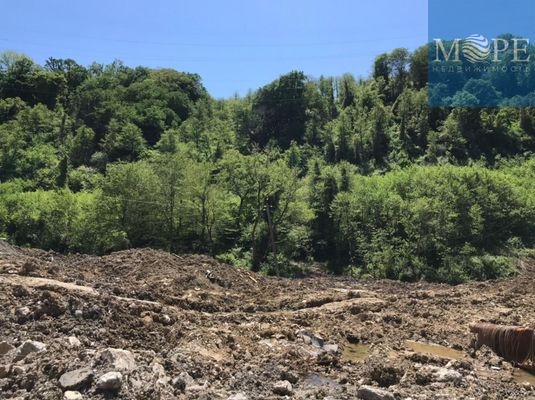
top-left (2, 46), bottom-right (535, 283)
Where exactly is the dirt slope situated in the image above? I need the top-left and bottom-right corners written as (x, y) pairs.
top-left (1, 242), bottom-right (535, 399)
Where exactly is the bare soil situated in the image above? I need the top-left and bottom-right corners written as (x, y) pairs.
top-left (1, 242), bottom-right (535, 399)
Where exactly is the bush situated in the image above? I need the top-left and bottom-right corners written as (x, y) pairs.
top-left (331, 164), bottom-right (531, 283)
top-left (259, 253), bottom-right (303, 277)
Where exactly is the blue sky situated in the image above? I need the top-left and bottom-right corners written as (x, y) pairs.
top-left (429, 0), bottom-right (535, 40)
top-left (1, 0), bottom-right (427, 98)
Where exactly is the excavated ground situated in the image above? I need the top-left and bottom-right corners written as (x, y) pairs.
top-left (1, 241), bottom-right (535, 399)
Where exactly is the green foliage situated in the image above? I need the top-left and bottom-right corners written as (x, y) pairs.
top-left (331, 165), bottom-right (531, 283)
top-left (2, 51), bottom-right (535, 283)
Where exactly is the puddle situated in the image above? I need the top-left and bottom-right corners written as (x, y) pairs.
top-left (405, 340), bottom-right (463, 359)
top-left (513, 368), bottom-right (535, 386)
top-left (342, 343), bottom-right (370, 362)
top-left (303, 374), bottom-right (342, 389)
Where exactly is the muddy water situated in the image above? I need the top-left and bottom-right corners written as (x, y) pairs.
top-left (405, 340), bottom-right (463, 359)
top-left (513, 368), bottom-right (535, 386)
top-left (342, 343), bottom-right (370, 362)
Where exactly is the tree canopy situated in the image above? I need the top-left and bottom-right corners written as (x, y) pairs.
top-left (1, 48), bottom-right (535, 282)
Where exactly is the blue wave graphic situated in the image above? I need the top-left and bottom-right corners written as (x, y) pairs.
top-left (462, 34), bottom-right (490, 63)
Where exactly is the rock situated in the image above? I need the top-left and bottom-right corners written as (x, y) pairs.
top-left (433, 367), bottom-right (463, 383)
top-left (100, 348), bottom-right (136, 372)
top-left (416, 366), bottom-right (463, 385)
top-left (96, 371), bottom-right (123, 391)
top-left (446, 359), bottom-right (473, 371)
top-left (15, 306), bottom-right (32, 322)
top-left (186, 382), bottom-right (208, 393)
top-left (281, 370), bottom-right (299, 384)
top-left (37, 290), bottom-right (66, 317)
top-left (273, 380), bottom-right (293, 396)
top-left (0, 364), bottom-right (11, 378)
top-left (152, 362), bottom-right (170, 385)
top-left (298, 330), bottom-right (324, 348)
top-left (152, 362), bottom-right (166, 377)
top-left (0, 341), bottom-right (15, 355)
top-left (172, 371), bottom-right (195, 392)
top-left (74, 309), bottom-right (83, 318)
top-left (58, 368), bottom-right (94, 390)
top-left (158, 314), bottom-right (172, 325)
top-left (19, 370), bottom-right (37, 390)
top-left (12, 365), bottom-right (26, 375)
top-left (357, 385), bottom-right (395, 400)
top-left (12, 285), bottom-right (30, 298)
top-left (323, 343), bottom-right (339, 354)
top-left (13, 340), bottom-right (46, 361)
top-left (172, 376), bottom-right (186, 392)
top-left (63, 391), bottom-right (83, 400)
top-left (67, 336), bottom-right (82, 348)
top-left (228, 393), bottom-right (248, 400)
top-left (368, 363), bottom-right (402, 387)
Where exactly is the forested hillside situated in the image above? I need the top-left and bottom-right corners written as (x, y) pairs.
top-left (2, 47), bottom-right (535, 282)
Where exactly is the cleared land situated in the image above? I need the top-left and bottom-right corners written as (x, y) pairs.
top-left (1, 242), bottom-right (534, 399)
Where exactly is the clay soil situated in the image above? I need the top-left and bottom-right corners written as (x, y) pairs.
top-left (1, 241), bottom-right (535, 399)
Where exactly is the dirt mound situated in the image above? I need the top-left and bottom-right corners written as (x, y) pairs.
top-left (1, 247), bottom-right (535, 399)
top-left (0, 240), bottom-right (25, 258)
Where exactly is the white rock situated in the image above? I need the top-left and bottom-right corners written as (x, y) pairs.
top-left (67, 336), bottom-right (82, 348)
top-left (11, 365), bottom-right (26, 375)
top-left (96, 371), bottom-right (123, 391)
top-left (273, 380), bottom-right (293, 396)
top-left (100, 348), bottom-right (136, 372)
top-left (16, 307), bottom-right (31, 319)
top-left (59, 368), bottom-right (94, 390)
top-left (63, 391), bottom-right (83, 400)
top-left (420, 366), bottom-right (463, 383)
top-left (323, 343), bottom-right (339, 353)
top-left (13, 340), bottom-right (46, 361)
top-left (228, 393), bottom-right (248, 400)
top-left (357, 385), bottom-right (395, 400)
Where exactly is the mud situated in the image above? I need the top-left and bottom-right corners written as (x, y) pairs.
top-left (1, 242), bottom-right (535, 399)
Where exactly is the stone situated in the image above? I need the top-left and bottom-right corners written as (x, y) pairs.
top-left (172, 371), bottom-right (194, 391)
top-left (11, 365), bottom-right (26, 375)
top-left (357, 385), bottom-right (395, 400)
top-left (418, 366), bottom-right (462, 384)
top-left (13, 340), bottom-right (46, 361)
top-left (228, 393), bottom-right (248, 400)
top-left (323, 343), bottom-right (339, 354)
top-left (96, 371), bottom-right (123, 391)
top-left (74, 309), bottom-right (83, 318)
top-left (298, 330), bottom-right (324, 348)
top-left (186, 383), bottom-right (208, 393)
top-left (0, 364), bottom-right (10, 378)
top-left (158, 314), bottom-right (172, 325)
top-left (58, 368), bottom-right (94, 390)
top-left (67, 337), bottom-right (82, 348)
top-left (100, 348), bottom-right (136, 372)
top-left (0, 342), bottom-right (15, 355)
top-left (273, 380), bottom-right (293, 396)
top-left (152, 362), bottom-right (166, 377)
top-left (63, 391), bottom-right (84, 400)
top-left (15, 306), bottom-right (32, 322)
top-left (281, 370), bottom-right (299, 384)
top-left (152, 362), bottom-right (169, 385)
top-left (37, 291), bottom-right (66, 317)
